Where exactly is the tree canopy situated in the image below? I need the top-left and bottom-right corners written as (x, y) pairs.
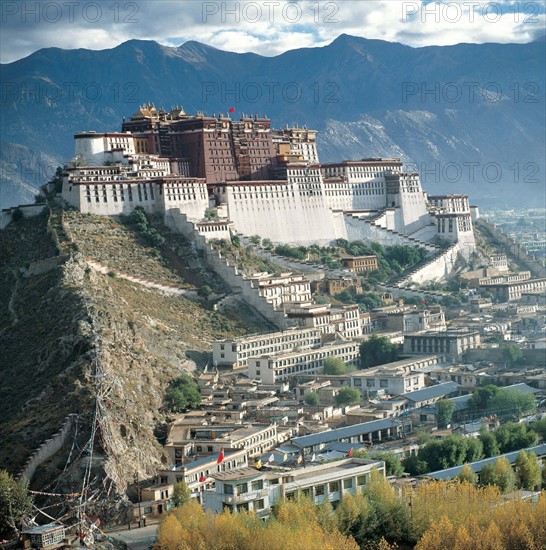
top-left (334, 387), bottom-right (361, 406)
top-left (172, 481), bottom-right (191, 508)
top-left (322, 357), bottom-right (348, 375)
top-left (479, 457), bottom-right (516, 493)
top-left (0, 471), bottom-right (33, 538)
top-left (359, 335), bottom-right (399, 369)
top-left (436, 400), bottom-right (455, 428)
top-left (304, 392), bottom-right (320, 406)
top-left (164, 374), bottom-right (201, 412)
top-left (403, 434), bottom-right (484, 474)
top-left (514, 450), bottom-right (541, 490)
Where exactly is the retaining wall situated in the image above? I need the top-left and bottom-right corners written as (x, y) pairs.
top-left (1, 204), bottom-right (46, 229)
top-left (19, 414), bottom-right (77, 482)
top-left (165, 209), bottom-right (291, 329)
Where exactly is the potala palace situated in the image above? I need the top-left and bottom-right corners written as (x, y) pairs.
top-left (61, 104), bottom-right (478, 281)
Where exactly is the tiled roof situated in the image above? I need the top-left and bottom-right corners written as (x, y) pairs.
top-left (291, 418), bottom-right (401, 448)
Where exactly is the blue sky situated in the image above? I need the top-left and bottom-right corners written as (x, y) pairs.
top-left (1, 0), bottom-right (545, 63)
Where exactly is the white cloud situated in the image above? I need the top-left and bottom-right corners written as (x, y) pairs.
top-left (0, 0), bottom-right (544, 63)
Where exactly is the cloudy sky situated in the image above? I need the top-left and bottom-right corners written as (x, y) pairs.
top-left (1, 0), bottom-right (545, 63)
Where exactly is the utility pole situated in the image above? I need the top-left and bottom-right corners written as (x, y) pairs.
top-left (134, 471), bottom-right (142, 527)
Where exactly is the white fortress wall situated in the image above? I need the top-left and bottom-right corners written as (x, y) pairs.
top-left (404, 241), bottom-right (470, 284)
top-left (343, 213), bottom-right (438, 252)
top-left (223, 182), bottom-right (336, 245)
top-left (165, 209), bottom-right (291, 329)
top-left (407, 223), bottom-right (438, 242)
top-left (63, 178), bottom-right (208, 219)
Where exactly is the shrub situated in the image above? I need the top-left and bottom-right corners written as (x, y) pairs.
top-left (164, 374), bottom-right (201, 412)
top-left (11, 208), bottom-right (23, 222)
top-left (304, 392), bottom-right (320, 406)
top-left (335, 387), bottom-right (361, 406)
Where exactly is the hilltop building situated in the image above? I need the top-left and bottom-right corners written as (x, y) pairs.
top-left (62, 106), bottom-right (477, 279)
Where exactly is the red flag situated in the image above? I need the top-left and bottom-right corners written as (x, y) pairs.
top-left (217, 449), bottom-right (225, 464)
top-left (229, 107), bottom-right (235, 113)
top-left (421, 298), bottom-right (426, 305)
top-left (347, 448), bottom-right (353, 457)
top-left (199, 474), bottom-right (206, 483)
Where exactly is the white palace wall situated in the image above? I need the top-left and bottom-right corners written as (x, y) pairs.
top-left (63, 180), bottom-right (208, 220)
top-left (223, 184), bottom-right (336, 245)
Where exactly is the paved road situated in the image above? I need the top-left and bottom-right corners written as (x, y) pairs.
top-left (106, 525), bottom-right (158, 550)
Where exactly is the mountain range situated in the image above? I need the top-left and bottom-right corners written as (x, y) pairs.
top-left (1, 34), bottom-right (544, 209)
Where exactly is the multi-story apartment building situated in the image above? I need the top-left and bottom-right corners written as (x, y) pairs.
top-left (341, 256), bottom-right (379, 273)
top-left (371, 305), bottom-right (446, 333)
top-left (248, 341), bottom-right (360, 384)
top-left (488, 253), bottom-right (509, 271)
top-left (349, 369), bottom-right (426, 396)
top-left (247, 273), bottom-right (312, 309)
top-left (480, 278), bottom-right (546, 301)
top-left (403, 330), bottom-right (481, 360)
top-left (203, 458), bottom-right (386, 516)
top-left (212, 327), bottom-right (322, 369)
top-left (155, 448), bottom-right (249, 501)
top-left (165, 424), bottom-right (279, 464)
top-left (285, 303), bottom-right (363, 338)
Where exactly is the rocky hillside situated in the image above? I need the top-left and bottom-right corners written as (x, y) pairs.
top-left (0, 206), bottom-right (270, 497)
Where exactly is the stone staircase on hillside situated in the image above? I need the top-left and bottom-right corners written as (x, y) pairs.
top-left (344, 212), bottom-right (440, 254)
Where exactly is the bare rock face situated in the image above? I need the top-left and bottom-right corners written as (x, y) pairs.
top-left (1, 210), bottom-right (261, 508)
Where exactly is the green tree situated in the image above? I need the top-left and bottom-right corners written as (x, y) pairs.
top-left (402, 454), bottom-right (429, 476)
top-left (172, 481), bottom-right (191, 507)
top-left (515, 450), bottom-right (541, 490)
top-left (359, 335), bottom-right (399, 369)
top-left (479, 457), bottom-right (516, 493)
top-left (198, 285), bottom-right (213, 298)
top-left (478, 431), bottom-right (500, 458)
top-left (409, 435), bottom-right (483, 473)
top-left (204, 208), bottom-right (218, 220)
top-left (322, 357), bottom-right (347, 375)
top-left (358, 470), bottom-right (413, 545)
top-left (249, 235), bottom-right (261, 246)
top-left (11, 208), bottom-right (23, 222)
top-left (492, 422), bottom-right (538, 453)
top-left (304, 392), bottom-right (320, 406)
top-left (457, 464), bottom-right (478, 484)
top-left (529, 417), bottom-right (546, 440)
top-left (471, 384), bottom-right (500, 410)
top-left (502, 343), bottom-right (523, 367)
top-left (335, 387), bottom-right (361, 406)
top-left (164, 374), bottom-right (201, 412)
top-left (262, 238), bottom-right (272, 249)
top-left (436, 400), bottom-right (455, 428)
top-left (0, 470), bottom-right (33, 538)
top-left (489, 389), bottom-right (536, 420)
top-left (372, 452), bottom-right (404, 477)
top-left (231, 233), bottom-right (241, 247)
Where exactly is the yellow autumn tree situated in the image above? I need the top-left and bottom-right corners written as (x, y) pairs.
top-left (156, 496), bottom-right (360, 550)
top-left (415, 492), bottom-right (546, 550)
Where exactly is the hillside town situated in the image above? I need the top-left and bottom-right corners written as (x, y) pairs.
top-left (2, 102), bottom-right (545, 548)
